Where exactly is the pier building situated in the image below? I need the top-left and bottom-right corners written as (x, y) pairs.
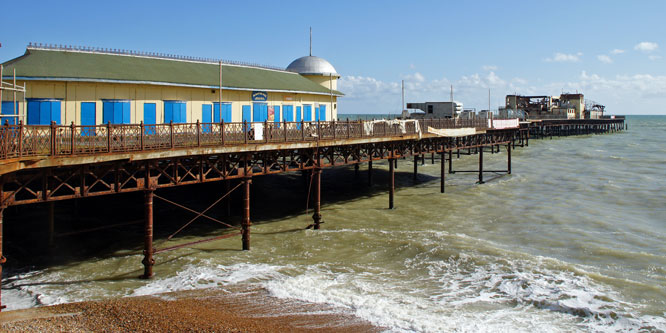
top-left (0, 44), bottom-right (342, 126)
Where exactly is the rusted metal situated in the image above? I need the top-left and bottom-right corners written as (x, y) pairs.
top-left (440, 152), bottom-right (445, 193)
top-left (507, 143), bottom-right (512, 174)
top-left (413, 155), bottom-right (418, 183)
top-left (0, 206), bottom-right (5, 310)
top-left (141, 190), bottom-right (155, 279)
top-left (312, 168), bottom-right (322, 229)
top-left (389, 158), bottom-right (395, 209)
top-left (478, 146), bottom-right (484, 184)
top-left (241, 176), bottom-right (251, 251)
top-left (368, 160), bottom-right (373, 186)
top-left (448, 150), bottom-right (453, 174)
top-left (48, 201), bottom-right (54, 246)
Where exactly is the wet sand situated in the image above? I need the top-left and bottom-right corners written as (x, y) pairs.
top-left (0, 287), bottom-right (381, 332)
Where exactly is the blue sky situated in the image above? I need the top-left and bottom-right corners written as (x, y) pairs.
top-left (1, 0), bottom-right (664, 115)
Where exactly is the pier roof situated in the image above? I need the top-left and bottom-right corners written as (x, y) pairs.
top-left (2, 46), bottom-right (344, 96)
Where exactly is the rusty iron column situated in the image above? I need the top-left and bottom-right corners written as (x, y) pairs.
top-left (478, 145), bottom-right (485, 184)
top-left (141, 190), bottom-right (155, 279)
top-left (368, 160), bottom-right (373, 186)
top-left (413, 155), bottom-right (418, 183)
top-left (312, 168), bottom-right (322, 229)
top-left (440, 152), bottom-right (446, 193)
top-left (354, 163), bottom-right (359, 178)
top-left (242, 176), bottom-right (252, 250)
top-left (0, 207), bottom-right (5, 311)
top-left (48, 202), bottom-right (55, 246)
top-left (448, 150), bottom-right (453, 174)
top-left (431, 153), bottom-right (435, 165)
top-left (507, 143), bottom-right (512, 174)
top-left (389, 158), bottom-right (395, 209)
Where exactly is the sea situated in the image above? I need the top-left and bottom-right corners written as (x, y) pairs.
top-left (2, 115), bottom-right (665, 332)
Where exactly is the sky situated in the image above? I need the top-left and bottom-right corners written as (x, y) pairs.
top-left (1, 0), bottom-right (664, 115)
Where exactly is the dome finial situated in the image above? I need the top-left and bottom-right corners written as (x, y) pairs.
top-left (309, 27), bottom-right (312, 56)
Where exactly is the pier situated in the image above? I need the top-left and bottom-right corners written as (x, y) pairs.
top-left (0, 116), bottom-right (625, 310)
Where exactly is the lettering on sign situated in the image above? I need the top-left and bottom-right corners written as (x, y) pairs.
top-left (252, 91), bottom-right (268, 101)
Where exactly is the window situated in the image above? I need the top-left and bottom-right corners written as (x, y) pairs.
top-left (427, 105), bottom-right (434, 114)
top-left (164, 101), bottom-right (187, 123)
top-left (103, 100), bottom-right (131, 124)
top-left (27, 99), bottom-right (61, 125)
top-left (1, 101), bottom-right (19, 125)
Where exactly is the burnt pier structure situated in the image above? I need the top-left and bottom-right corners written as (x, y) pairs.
top-left (0, 116), bottom-right (625, 310)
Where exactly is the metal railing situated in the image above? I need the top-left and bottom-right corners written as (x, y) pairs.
top-left (0, 118), bottom-right (489, 160)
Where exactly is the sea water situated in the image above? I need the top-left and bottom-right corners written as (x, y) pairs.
top-left (3, 115), bottom-right (665, 332)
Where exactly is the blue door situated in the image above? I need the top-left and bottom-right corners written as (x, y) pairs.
top-left (144, 103), bottom-right (156, 134)
top-left (283, 105), bottom-right (294, 122)
top-left (202, 104), bottom-right (212, 133)
top-left (303, 104), bottom-right (312, 122)
top-left (315, 106), bottom-right (320, 121)
top-left (253, 103), bottom-right (267, 122)
top-left (81, 102), bottom-right (96, 136)
top-left (1, 101), bottom-right (18, 125)
top-left (214, 103), bottom-right (232, 122)
top-left (242, 105), bottom-right (252, 131)
top-left (319, 105), bottom-right (326, 121)
top-left (27, 99), bottom-right (61, 125)
top-left (164, 101), bottom-right (186, 123)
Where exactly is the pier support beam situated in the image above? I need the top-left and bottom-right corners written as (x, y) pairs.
top-left (368, 160), bottom-right (373, 186)
top-left (354, 163), bottom-right (359, 178)
top-left (478, 146), bottom-right (485, 184)
top-left (0, 207), bottom-right (6, 311)
top-left (507, 143), bottom-right (512, 174)
top-left (242, 176), bottom-right (252, 250)
top-left (389, 158), bottom-right (395, 209)
top-left (312, 168), bottom-right (322, 229)
top-left (440, 152), bottom-right (446, 193)
top-left (448, 150), bottom-right (453, 174)
top-left (224, 180), bottom-right (231, 216)
top-left (141, 190), bottom-right (155, 279)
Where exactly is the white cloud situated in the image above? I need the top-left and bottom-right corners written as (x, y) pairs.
top-left (545, 52), bottom-right (582, 62)
top-left (634, 42), bottom-right (658, 52)
top-left (610, 49), bottom-right (625, 55)
top-left (648, 55), bottom-right (661, 61)
top-left (482, 65), bottom-right (497, 71)
top-left (597, 55), bottom-right (613, 64)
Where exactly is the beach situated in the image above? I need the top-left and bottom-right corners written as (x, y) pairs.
top-left (0, 287), bottom-right (380, 332)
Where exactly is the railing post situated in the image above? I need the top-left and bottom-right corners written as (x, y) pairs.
top-left (51, 121), bottom-right (56, 156)
top-left (301, 120), bottom-right (305, 141)
top-left (196, 120), bottom-right (201, 147)
top-left (221, 120), bottom-right (225, 146)
top-left (265, 120), bottom-right (268, 143)
top-left (244, 120), bottom-right (248, 144)
top-left (316, 119), bottom-right (321, 140)
top-left (360, 120), bottom-right (364, 138)
top-left (169, 121), bottom-right (174, 148)
top-left (106, 122), bottom-right (111, 153)
top-left (283, 119), bottom-right (287, 142)
top-left (140, 121), bottom-right (144, 150)
top-left (18, 121), bottom-right (23, 158)
top-left (333, 120), bottom-right (336, 139)
top-left (70, 122), bottom-right (75, 155)
top-left (347, 119), bottom-right (350, 139)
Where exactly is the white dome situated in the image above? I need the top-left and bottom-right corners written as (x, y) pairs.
top-left (286, 56), bottom-right (338, 76)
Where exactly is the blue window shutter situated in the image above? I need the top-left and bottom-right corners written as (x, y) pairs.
top-left (27, 101), bottom-right (40, 125)
top-left (283, 105), bottom-right (293, 122)
top-left (213, 103), bottom-right (220, 123)
top-left (50, 101), bottom-right (61, 125)
top-left (242, 105), bottom-right (251, 122)
top-left (112, 102), bottom-right (122, 124)
top-left (122, 102), bottom-right (130, 124)
top-left (164, 102), bottom-right (172, 123)
top-left (103, 102), bottom-right (113, 124)
top-left (296, 106), bottom-right (302, 121)
top-left (222, 104), bottom-right (231, 121)
top-left (274, 106), bottom-right (281, 123)
top-left (39, 101), bottom-right (50, 125)
top-left (320, 105), bottom-right (326, 121)
top-left (180, 103), bottom-right (187, 123)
